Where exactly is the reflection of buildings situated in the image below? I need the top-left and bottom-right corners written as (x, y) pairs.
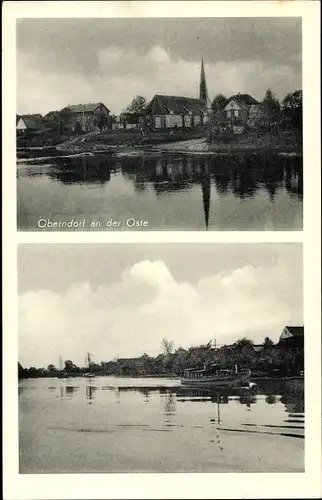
top-left (27, 151), bottom-right (303, 229)
top-left (58, 385), bottom-right (80, 400)
top-left (48, 156), bottom-right (114, 185)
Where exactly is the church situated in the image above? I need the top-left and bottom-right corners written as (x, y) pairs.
top-left (144, 58), bottom-right (211, 129)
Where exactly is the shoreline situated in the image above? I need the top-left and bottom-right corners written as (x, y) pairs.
top-left (17, 130), bottom-right (302, 159)
top-left (17, 142), bottom-right (302, 162)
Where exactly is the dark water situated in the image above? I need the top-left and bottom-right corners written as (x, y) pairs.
top-left (19, 377), bottom-right (304, 473)
top-left (17, 152), bottom-right (303, 230)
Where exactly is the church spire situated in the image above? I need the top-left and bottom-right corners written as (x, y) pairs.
top-left (199, 57), bottom-right (208, 104)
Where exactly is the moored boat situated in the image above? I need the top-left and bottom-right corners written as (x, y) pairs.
top-left (181, 363), bottom-right (251, 389)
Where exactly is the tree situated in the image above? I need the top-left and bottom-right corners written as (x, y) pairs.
top-left (161, 337), bottom-right (174, 356)
top-left (281, 90), bottom-right (302, 130)
top-left (64, 360), bottom-right (78, 372)
top-left (125, 95), bottom-right (147, 117)
top-left (234, 337), bottom-right (254, 348)
top-left (74, 121), bottom-right (82, 135)
top-left (262, 89), bottom-right (281, 129)
top-left (47, 364), bottom-right (57, 372)
top-left (211, 94), bottom-right (227, 114)
top-left (263, 337), bottom-right (274, 349)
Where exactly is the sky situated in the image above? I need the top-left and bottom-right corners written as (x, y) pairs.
top-left (18, 243), bottom-right (303, 368)
top-left (17, 17), bottom-right (302, 116)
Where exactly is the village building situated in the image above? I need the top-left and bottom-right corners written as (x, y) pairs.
top-left (278, 326), bottom-right (304, 348)
top-left (66, 102), bottom-right (110, 132)
top-left (45, 102), bottom-right (111, 133)
top-left (16, 114), bottom-right (48, 146)
top-left (223, 93), bottom-right (261, 133)
top-left (16, 113), bottom-right (44, 133)
top-left (144, 58), bottom-right (211, 129)
top-left (112, 113), bottom-right (142, 131)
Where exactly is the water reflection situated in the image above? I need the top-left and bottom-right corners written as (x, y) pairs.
top-left (85, 384), bottom-right (98, 404)
top-left (19, 379), bottom-right (305, 473)
top-left (163, 392), bottom-right (176, 416)
top-left (18, 152), bottom-right (303, 230)
top-left (265, 394), bottom-right (277, 405)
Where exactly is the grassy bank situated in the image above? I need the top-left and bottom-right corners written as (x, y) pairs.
top-left (56, 127), bottom-right (207, 153)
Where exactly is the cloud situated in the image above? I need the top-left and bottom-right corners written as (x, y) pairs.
top-left (17, 42), bottom-right (301, 115)
top-left (18, 258), bottom-right (302, 368)
top-left (16, 16), bottom-right (302, 115)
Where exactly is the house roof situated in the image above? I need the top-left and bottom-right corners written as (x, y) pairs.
top-left (284, 326), bottom-right (304, 337)
top-left (18, 114), bottom-right (44, 130)
top-left (227, 94), bottom-right (259, 107)
top-left (146, 95), bottom-right (206, 115)
top-left (66, 102), bottom-right (110, 113)
top-left (44, 110), bottom-right (60, 120)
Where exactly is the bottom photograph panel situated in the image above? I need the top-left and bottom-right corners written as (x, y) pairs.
top-left (18, 243), bottom-right (304, 473)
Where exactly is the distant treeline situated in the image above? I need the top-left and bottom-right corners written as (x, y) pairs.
top-left (18, 336), bottom-right (303, 379)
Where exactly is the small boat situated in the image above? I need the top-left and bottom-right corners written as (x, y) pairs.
top-left (181, 363), bottom-right (251, 389)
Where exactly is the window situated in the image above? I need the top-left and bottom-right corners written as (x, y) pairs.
top-left (154, 116), bottom-right (162, 128)
top-left (234, 109), bottom-right (239, 117)
top-left (227, 110), bottom-right (231, 118)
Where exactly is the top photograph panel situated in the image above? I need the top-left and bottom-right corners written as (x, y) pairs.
top-left (17, 18), bottom-right (302, 231)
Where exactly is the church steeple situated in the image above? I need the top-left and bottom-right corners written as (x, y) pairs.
top-left (199, 57), bottom-right (208, 104)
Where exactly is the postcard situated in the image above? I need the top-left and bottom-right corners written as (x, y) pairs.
top-left (2, 1), bottom-right (321, 499)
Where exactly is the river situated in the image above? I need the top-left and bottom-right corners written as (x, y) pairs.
top-left (19, 376), bottom-right (304, 473)
top-left (17, 151), bottom-right (303, 231)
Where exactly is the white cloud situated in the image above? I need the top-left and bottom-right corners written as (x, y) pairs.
top-left (18, 259), bottom-right (302, 368)
top-left (17, 44), bottom-right (301, 116)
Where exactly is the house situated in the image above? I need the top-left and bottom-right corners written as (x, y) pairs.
top-left (112, 113), bottom-right (142, 131)
top-left (49, 102), bottom-right (111, 133)
top-left (144, 58), bottom-right (210, 129)
top-left (278, 326), bottom-right (304, 347)
top-left (16, 113), bottom-right (44, 133)
top-left (224, 94), bottom-right (261, 132)
top-left (144, 95), bottom-right (208, 129)
top-left (16, 114), bottom-right (47, 146)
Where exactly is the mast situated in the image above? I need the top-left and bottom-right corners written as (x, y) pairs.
top-left (85, 352), bottom-right (92, 370)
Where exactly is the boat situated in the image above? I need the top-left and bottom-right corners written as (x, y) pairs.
top-left (181, 363), bottom-right (251, 389)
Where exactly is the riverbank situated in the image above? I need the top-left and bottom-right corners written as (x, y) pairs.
top-left (54, 127), bottom-right (207, 154)
top-left (16, 127), bottom-right (302, 160)
top-left (16, 129), bottom-right (300, 157)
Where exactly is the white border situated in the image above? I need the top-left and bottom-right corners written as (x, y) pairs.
top-left (3, 1), bottom-right (321, 499)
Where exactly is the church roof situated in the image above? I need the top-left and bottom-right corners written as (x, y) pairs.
top-left (199, 57), bottom-right (208, 103)
top-left (145, 95), bottom-right (206, 115)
